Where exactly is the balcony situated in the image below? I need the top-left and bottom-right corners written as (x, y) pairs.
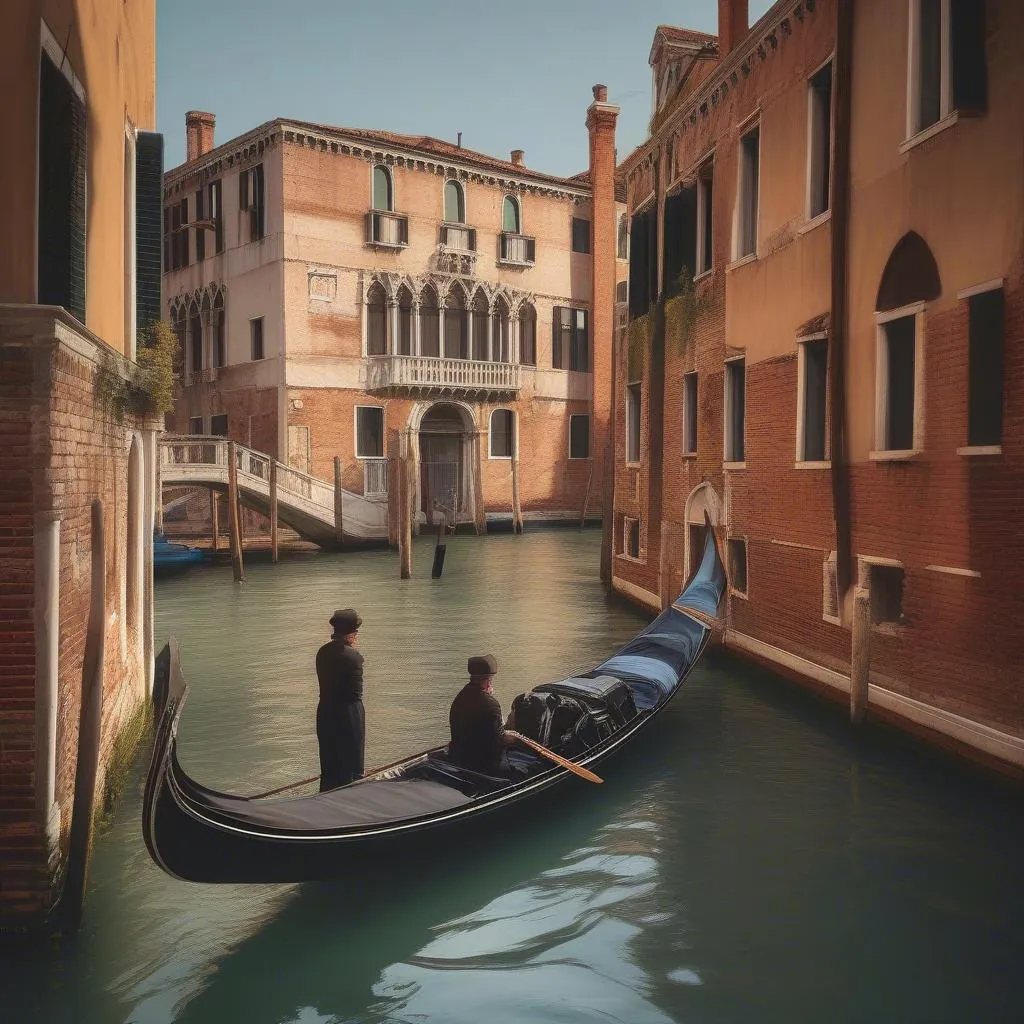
top-left (366, 211), bottom-right (409, 248)
top-left (366, 355), bottom-right (521, 397)
top-left (440, 223), bottom-right (476, 252)
top-left (498, 232), bottom-right (536, 267)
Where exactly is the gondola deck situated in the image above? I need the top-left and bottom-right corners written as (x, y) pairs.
top-left (142, 516), bottom-right (726, 883)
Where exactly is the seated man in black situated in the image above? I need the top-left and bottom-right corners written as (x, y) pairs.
top-left (449, 654), bottom-right (517, 776)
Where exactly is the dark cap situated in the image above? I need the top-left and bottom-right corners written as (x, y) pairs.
top-left (329, 608), bottom-right (362, 633)
top-left (468, 654), bottom-right (497, 677)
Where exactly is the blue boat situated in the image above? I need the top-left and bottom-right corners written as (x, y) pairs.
top-left (153, 533), bottom-right (206, 577)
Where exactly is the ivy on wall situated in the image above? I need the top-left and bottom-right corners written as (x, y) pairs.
top-left (94, 320), bottom-right (179, 422)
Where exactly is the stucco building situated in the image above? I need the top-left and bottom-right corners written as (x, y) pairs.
top-left (607, 0), bottom-right (1023, 772)
top-left (0, 1), bottom-right (162, 926)
top-left (163, 102), bottom-right (623, 539)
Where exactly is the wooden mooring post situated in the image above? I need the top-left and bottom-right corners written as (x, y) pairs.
top-left (472, 431), bottom-right (487, 536)
top-left (227, 441), bottom-right (245, 582)
top-left (511, 454), bottom-right (524, 534)
top-left (333, 455), bottom-right (344, 547)
top-left (210, 488), bottom-right (219, 552)
top-left (399, 436), bottom-right (413, 579)
top-left (579, 465), bottom-right (594, 530)
top-left (850, 587), bottom-right (871, 724)
top-left (269, 459), bottom-right (279, 564)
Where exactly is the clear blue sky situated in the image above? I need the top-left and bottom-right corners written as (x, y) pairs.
top-left (157, 1), bottom-right (774, 176)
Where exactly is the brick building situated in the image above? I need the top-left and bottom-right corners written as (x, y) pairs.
top-left (606, 0), bottom-right (1024, 771)
top-left (0, 1), bottom-right (163, 926)
top-left (163, 103), bottom-right (623, 539)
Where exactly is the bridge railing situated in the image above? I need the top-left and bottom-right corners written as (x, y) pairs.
top-left (161, 437), bottom-right (227, 470)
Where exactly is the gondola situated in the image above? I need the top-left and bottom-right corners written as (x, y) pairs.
top-left (142, 514), bottom-right (727, 884)
top-left (153, 533), bottom-right (206, 577)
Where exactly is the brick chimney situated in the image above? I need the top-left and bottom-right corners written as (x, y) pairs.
top-left (511, 149), bottom-right (524, 167)
top-left (718, 0), bottom-right (749, 57)
top-left (185, 111), bottom-right (216, 163)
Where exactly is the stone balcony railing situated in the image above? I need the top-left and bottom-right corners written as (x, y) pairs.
top-left (365, 355), bottom-right (521, 396)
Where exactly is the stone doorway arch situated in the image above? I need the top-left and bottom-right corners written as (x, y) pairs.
top-left (683, 482), bottom-right (723, 583)
top-left (409, 400), bottom-right (478, 525)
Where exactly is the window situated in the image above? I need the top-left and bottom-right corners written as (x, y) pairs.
top-left (397, 288), bottom-right (413, 356)
top-left (188, 416), bottom-right (204, 435)
top-left (908, 0), bottom-right (988, 137)
top-left (212, 296), bottom-right (225, 367)
top-left (123, 129), bottom-right (137, 357)
top-left (725, 358), bottom-right (746, 463)
top-left (628, 206), bottom-right (658, 319)
top-left (194, 186), bottom-right (206, 261)
top-left (210, 414), bottom-right (228, 437)
top-left (355, 406), bottom-right (385, 458)
top-left (663, 186), bottom-right (696, 297)
top-left (134, 130), bottom-right (164, 331)
top-left (616, 280), bottom-right (628, 303)
top-left (38, 48), bottom-right (87, 324)
top-left (967, 287), bottom-right (1004, 447)
top-left (728, 538), bottom-right (748, 595)
top-left (572, 217), bottom-right (590, 255)
top-left (519, 304), bottom-right (536, 365)
top-left (188, 305), bottom-right (203, 374)
top-left (240, 164), bottom-right (265, 241)
top-left (209, 179), bottom-right (224, 254)
top-left (552, 308), bottom-right (589, 371)
top-left (490, 409), bottom-right (514, 458)
top-left (696, 160), bottom-right (714, 275)
top-left (569, 415), bottom-right (590, 460)
top-left (168, 198), bottom-right (189, 271)
top-left (444, 180), bottom-right (465, 223)
top-left (736, 124), bottom-right (760, 259)
top-left (798, 338), bottom-right (828, 462)
top-left (372, 165), bottom-right (393, 212)
top-left (808, 62), bottom-right (833, 219)
top-left (502, 195), bottom-right (520, 233)
top-left (250, 317), bottom-right (265, 361)
top-left (626, 383), bottom-right (641, 464)
top-left (366, 283), bottom-right (387, 356)
top-left (866, 562), bottom-right (905, 626)
top-left (876, 313), bottom-right (918, 452)
top-left (624, 517), bottom-right (641, 559)
top-left (617, 215), bottom-right (629, 260)
top-left (683, 372), bottom-right (698, 455)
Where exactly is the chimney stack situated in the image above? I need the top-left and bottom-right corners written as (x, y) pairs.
top-left (511, 149), bottom-right (524, 167)
top-left (592, 83), bottom-right (608, 102)
top-left (186, 111), bottom-right (216, 163)
top-left (717, 0), bottom-right (749, 58)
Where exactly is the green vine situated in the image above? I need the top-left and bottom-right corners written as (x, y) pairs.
top-left (626, 313), bottom-right (651, 381)
top-left (665, 266), bottom-right (712, 355)
top-left (94, 320), bottom-right (180, 422)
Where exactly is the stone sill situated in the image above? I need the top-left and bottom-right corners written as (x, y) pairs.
top-left (799, 209), bottom-right (832, 235)
top-left (723, 461), bottom-right (746, 471)
top-left (794, 460), bottom-right (831, 470)
top-left (726, 252), bottom-right (757, 273)
top-left (956, 445), bottom-right (1002, 457)
top-left (869, 449), bottom-right (921, 463)
top-left (898, 112), bottom-right (959, 155)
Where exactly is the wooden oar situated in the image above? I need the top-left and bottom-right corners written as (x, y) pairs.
top-left (505, 730), bottom-right (603, 784)
top-left (247, 750), bottom-right (422, 801)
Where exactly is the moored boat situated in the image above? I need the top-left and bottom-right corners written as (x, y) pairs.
top-left (142, 515), bottom-right (727, 884)
top-left (153, 533), bottom-right (206, 577)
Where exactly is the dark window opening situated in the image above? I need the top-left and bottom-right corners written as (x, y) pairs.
top-left (726, 359), bottom-right (746, 462)
top-left (356, 407), bottom-right (384, 459)
top-left (210, 414), bottom-right (228, 437)
top-left (918, 0), bottom-right (943, 130)
top-left (213, 305), bottom-right (225, 367)
top-left (683, 372), bottom-right (698, 454)
top-left (519, 306), bottom-right (536, 365)
top-left (801, 339), bottom-right (828, 461)
top-left (188, 416), bottom-right (204, 435)
top-left (572, 217), bottom-right (591, 255)
top-left (570, 415), bottom-right (590, 459)
top-left (663, 185), bottom-right (696, 298)
top-left (882, 316), bottom-right (916, 451)
top-left (626, 518), bottom-right (641, 559)
top-left (738, 126), bottom-right (760, 258)
top-left (697, 164), bottom-right (714, 275)
top-left (251, 317), bottom-right (264, 361)
top-left (195, 187), bottom-right (206, 261)
top-left (241, 164), bottom-right (266, 241)
top-left (616, 280), bottom-right (628, 303)
top-left (420, 291), bottom-right (440, 358)
top-left (135, 131), bottom-right (164, 330)
top-left (952, 0), bottom-right (987, 114)
top-left (728, 538), bottom-right (748, 595)
top-left (809, 62), bottom-right (833, 218)
top-left (617, 215), bottom-right (628, 260)
top-left (367, 286), bottom-right (387, 356)
top-left (209, 179), bottom-right (224, 253)
top-left (188, 312), bottom-right (203, 373)
top-left (626, 383), bottom-right (641, 463)
top-left (490, 409), bottom-right (514, 458)
top-left (967, 288), bottom-right (1004, 447)
top-left (628, 206), bottom-right (657, 319)
top-left (869, 564), bottom-right (905, 625)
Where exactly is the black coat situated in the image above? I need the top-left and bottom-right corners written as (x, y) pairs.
top-left (315, 639), bottom-right (365, 790)
top-left (449, 682), bottom-right (505, 775)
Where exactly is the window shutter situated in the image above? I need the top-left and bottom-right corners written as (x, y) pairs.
top-left (952, 0), bottom-right (987, 114)
top-left (552, 307), bottom-right (563, 369)
top-left (239, 168), bottom-right (249, 210)
top-left (526, 237), bottom-right (536, 263)
top-left (468, 227), bottom-right (477, 251)
top-left (135, 131), bottom-right (164, 330)
top-left (67, 86), bottom-right (88, 323)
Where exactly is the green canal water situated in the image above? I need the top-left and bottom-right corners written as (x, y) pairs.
top-left (3, 530), bottom-right (1023, 1023)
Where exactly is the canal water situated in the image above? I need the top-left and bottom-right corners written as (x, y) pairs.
top-left (4, 530), bottom-right (1023, 1023)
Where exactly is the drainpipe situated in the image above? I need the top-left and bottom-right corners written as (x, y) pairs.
top-left (830, 0), bottom-right (855, 610)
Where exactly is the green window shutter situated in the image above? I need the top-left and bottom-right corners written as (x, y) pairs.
top-left (135, 131), bottom-right (164, 330)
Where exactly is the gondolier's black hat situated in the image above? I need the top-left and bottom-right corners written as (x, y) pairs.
top-left (330, 608), bottom-right (362, 633)
top-left (468, 654), bottom-right (497, 677)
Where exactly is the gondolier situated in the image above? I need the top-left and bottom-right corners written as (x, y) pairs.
top-left (448, 654), bottom-right (516, 776)
top-left (315, 608), bottom-right (365, 790)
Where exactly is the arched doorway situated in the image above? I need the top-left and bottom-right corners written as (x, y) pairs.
top-left (416, 402), bottom-right (475, 523)
top-left (683, 482), bottom-right (722, 583)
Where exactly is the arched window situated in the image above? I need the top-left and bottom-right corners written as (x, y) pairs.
top-left (471, 290), bottom-right (489, 361)
top-left (188, 299), bottom-right (203, 375)
top-left (444, 180), bottom-right (465, 224)
top-left (397, 285), bottom-right (413, 356)
top-left (489, 408), bottom-right (515, 458)
top-left (372, 165), bottom-right (393, 212)
top-left (518, 303), bottom-right (536, 366)
top-left (366, 282), bottom-right (387, 355)
top-left (502, 195), bottom-right (520, 234)
top-left (494, 296), bottom-right (511, 363)
top-left (420, 285), bottom-right (440, 358)
top-left (444, 287), bottom-right (467, 360)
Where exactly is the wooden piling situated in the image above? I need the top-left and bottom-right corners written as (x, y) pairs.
top-left (227, 441), bottom-right (245, 582)
top-left (511, 454), bottom-right (524, 534)
top-left (579, 465), bottom-right (594, 530)
top-left (399, 437), bottom-right (413, 580)
top-left (333, 455), bottom-right (344, 547)
top-left (210, 489), bottom-right (219, 552)
top-left (850, 587), bottom-right (870, 724)
top-left (472, 431), bottom-right (487, 536)
top-left (269, 459), bottom-right (279, 564)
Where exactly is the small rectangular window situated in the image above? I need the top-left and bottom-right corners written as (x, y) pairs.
top-left (624, 517), bottom-right (641, 559)
top-left (615, 280), bottom-right (628, 303)
top-left (213, 308), bottom-right (225, 368)
top-left (626, 383), bottom-right (642, 464)
top-left (355, 406), bottom-right (384, 458)
top-left (617, 215), bottom-right (628, 260)
top-left (683, 372), bottom-right (698, 455)
top-left (241, 165), bottom-right (265, 242)
top-left (194, 187), bottom-right (206, 261)
top-left (188, 311), bottom-right (203, 374)
top-left (570, 309), bottom-right (589, 372)
top-left (210, 414), bottom-right (228, 437)
top-left (967, 288), bottom-right (1004, 447)
top-left (737, 125), bottom-right (760, 259)
top-left (808, 62), bottom-right (833, 218)
top-left (879, 315), bottom-right (916, 452)
top-left (728, 537), bottom-right (748, 595)
top-left (209, 179), bottom-right (224, 253)
top-left (725, 358), bottom-right (746, 462)
top-left (571, 217), bottom-right (590, 255)
top-left (490, 409), bottom-right (514, 458)
top-left (799, 339), bottom-right (828, 461)
top-left (188, 416), bottom-right (204, 435)
top-left (519, 311), bottom-right (536, 365)
top-left (696, 161), bottom-right (714, 274)
top-left (569, 415), bottom-right (590, 459)
top-left (552, 306), bottom-right (571, 369)
top-left (251, 317), bottom-right (265, 361)
top-left (868, 563), bottom-right (905, 626)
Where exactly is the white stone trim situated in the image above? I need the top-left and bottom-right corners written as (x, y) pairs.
top-left (956, 279), bottom-right (1004, 300)
top-left (874, 304), bottom-right (925, 455)
top-left (925, 564), bottom-right (981, 578)
top-left (956, 445), bottom-right (1002, 457)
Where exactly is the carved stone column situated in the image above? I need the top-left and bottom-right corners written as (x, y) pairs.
top-left (388, 300), bottom-right (399, 356)
top-left (412, 300), bottom-right (421, 356)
